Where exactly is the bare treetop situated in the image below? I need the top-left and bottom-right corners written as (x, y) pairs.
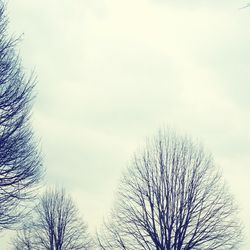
top-left (13, 188), bottom-right (93, 250)
top-left (98, 130), bottom-right (242, 250)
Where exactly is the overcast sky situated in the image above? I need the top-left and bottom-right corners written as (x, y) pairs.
top-left (4, 0), bottom-right (250, 249)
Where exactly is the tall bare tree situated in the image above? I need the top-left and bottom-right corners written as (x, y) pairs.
top-left (0, 1), bottom-right (41, 229)
top-left (13, 188), bottom-right (93, 250)
top-left (98, 130), bottom-right (242, 250)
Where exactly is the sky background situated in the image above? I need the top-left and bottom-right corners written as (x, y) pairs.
top-left (3, 0), bottom-right (249, 249)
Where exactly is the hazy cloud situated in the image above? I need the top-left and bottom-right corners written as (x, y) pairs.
top-left (6, 1), bottom-right (250, 249)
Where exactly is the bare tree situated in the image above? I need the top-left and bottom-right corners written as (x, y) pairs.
top-left (12, 226), bottom-right (33, 250)
top-left (13, 188), bottom-right (93, 250)
top-left (98, 130), bottom-right (242, 250)
top-left (0, 1), bottom-right (42, 229)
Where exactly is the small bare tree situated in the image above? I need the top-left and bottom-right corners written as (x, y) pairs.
top-left (12, 226), bottom-right (33, 250)
top-left (13, 188), bottom-right (93, 250)
top-left (98, 130), bottom-right (242, 250)
top-left (0, 1), bottom-right (42, 229)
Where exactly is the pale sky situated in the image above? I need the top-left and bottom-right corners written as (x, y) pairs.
top-left (4, 0), bottom-right (250, 249)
